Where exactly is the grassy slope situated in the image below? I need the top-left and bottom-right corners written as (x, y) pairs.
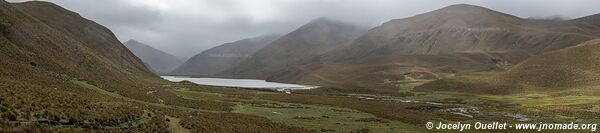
top-left (501, 39), bottom-right (600, 90)
top-left (411, 40), bottom-right (600, 124)
top-left (417, 39), bottom-right (600, 94)
top-left (12, 2), bottom-right (149, 72)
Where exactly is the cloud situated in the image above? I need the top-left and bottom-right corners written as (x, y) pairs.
top-left (7, 0), bottom-right (600, 57)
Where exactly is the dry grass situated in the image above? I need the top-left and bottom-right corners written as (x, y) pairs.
top-left (180, 113), bottom-right (314, 133)
top-left (417, 39), bottom-right (600, 94)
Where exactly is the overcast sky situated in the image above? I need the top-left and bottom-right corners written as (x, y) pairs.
top-left (8, 0), bottom-right (600, 57)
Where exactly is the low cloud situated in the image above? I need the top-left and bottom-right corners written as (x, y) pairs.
top-left (7, 0), bottom-right (600, 57)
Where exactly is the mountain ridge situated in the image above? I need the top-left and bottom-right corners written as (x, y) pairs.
top-left (12, 1), bottom-right (149, 72)
top-left (218, 18), bottom-right (367, 79)
top-left (172, 35), bottom-right (279, 76)
top-left (124, 39), bottom-right (184, 74)
top-left (261, 4), bottom-right (600, 92)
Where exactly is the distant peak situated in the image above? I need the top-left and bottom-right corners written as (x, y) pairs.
top-left (302, 17), bottom-right (357, 28)
top-left (18, 1), bottom-right (56, 5)
top-left (13, 1), bottom-right (62, 8)
top-left (445, 4), bottom-right (483, 8)
top-left (123, 39), bottom-right (150, 48)
top-left (125, 39), bottom-right (140, 44)
top-left (434, 4), bottom-right (496, 13)
top-left (413, 3), bottom-right (521, 21)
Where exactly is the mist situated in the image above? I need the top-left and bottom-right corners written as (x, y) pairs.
top-left (7, 0), bottom-right (600, 57)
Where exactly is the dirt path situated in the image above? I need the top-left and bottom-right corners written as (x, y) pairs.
top-left (165, 116), bottom-right (191, 133)
top-left (72, 79), bottom-right (221, 113)
top-left (72, 80), bottom-right (211, 131)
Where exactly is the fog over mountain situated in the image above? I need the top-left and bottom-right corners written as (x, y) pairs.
top-left (7, 0), bottom-right (600, 57)
top-left (124, 40), bottom-right (184, 74)
top-left (172, 35), bottom-right (279, 76)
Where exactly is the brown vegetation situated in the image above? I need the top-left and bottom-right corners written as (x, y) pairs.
top-left (417, 39), bottom-right (600, 94)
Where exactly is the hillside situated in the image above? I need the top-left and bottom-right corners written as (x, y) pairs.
top-left (502, 39), bottom-right (600, 89)
top-left (325, 4), bottom-right (598, 61)
top-left (574, 13), bottom-right (600, 27)
top-left (12, 2), bottom-right (148, 72)
top-left (417, 39), bottom-right (600, 94)
top-left (0, 0), bottom-right (163, 131)
top-left (266, 4), bottom-right (600, 91)
top-left (124, 40), bottom-right (184, 74)
top-left (172, 35), bottom-right (279, 76)
top-left (219, 18), bottom-right (366, 79)
top-left (6, 1), bottom-right (163, 90)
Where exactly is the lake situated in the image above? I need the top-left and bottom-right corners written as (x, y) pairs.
top-left (161, 76), bottom-right (317, 91)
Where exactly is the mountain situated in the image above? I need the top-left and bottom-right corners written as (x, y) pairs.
top-left (0, 1), bottom-right (198, 131)
top-left (325, 4), bottom-right (598, 61)
top-left (219, 18), bottom-right (366, 79)
top-left (124, 39), bottom-right (184, 74)
top-left (8, 1), bottom-right (160, 86)
top-left (172, 35), bottom-right (279, 76)
top-left (417, 39), bottom-right (600, 94)
top-left (263, 4), bottom-right (600, 91)
top-left (12, 2), bottom-right (148, 71)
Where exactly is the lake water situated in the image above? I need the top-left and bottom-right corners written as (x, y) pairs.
top-left (161, 76), bottom-right (317, 91)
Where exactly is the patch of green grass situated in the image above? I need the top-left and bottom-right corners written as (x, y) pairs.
top-left (384, 78), bottom-right (430, 93)
top-left (396, 82), bottom-right (426, 92)
top-left (232, 102), bottom-right (429, 133)
top-left (176, 90), bottom-right (227, 101)
top-left (402, 91), bottom-right (470, 102)
top-left (71, 79), bottom-right (127, 99)
top-left (591, 105), bottom-right (600, 113)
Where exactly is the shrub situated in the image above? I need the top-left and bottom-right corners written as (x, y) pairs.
top-left (0, 18), bottom-right (9, 35)
top-left (0, 106), bottom-right (17, 121)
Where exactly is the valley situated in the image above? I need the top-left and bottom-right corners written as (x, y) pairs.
top-left (2, 0), bottom-right (600, 132)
